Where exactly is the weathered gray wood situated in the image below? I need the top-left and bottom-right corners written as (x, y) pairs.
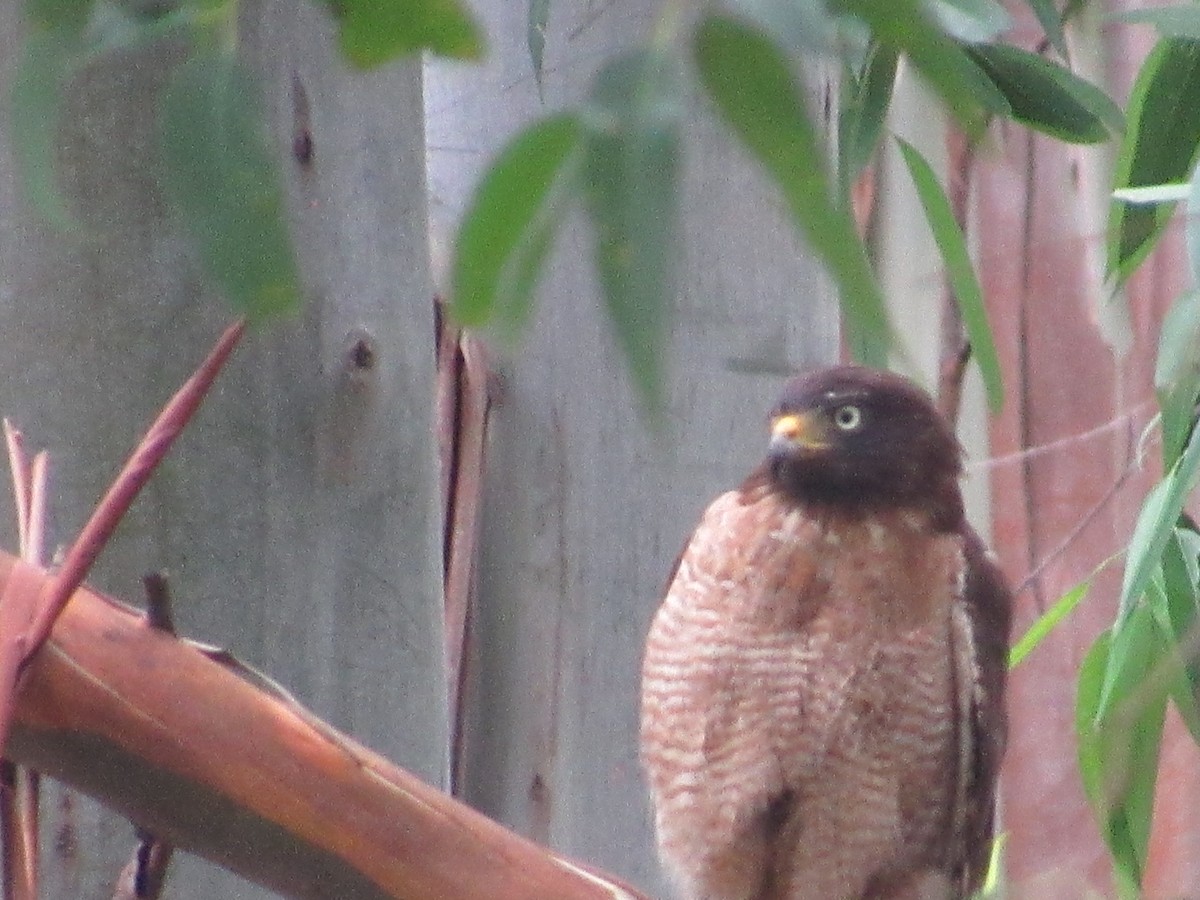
top-left (425, 3), bottom-right (839, 895)
top-left (0, 3), bottom-right (445, 897)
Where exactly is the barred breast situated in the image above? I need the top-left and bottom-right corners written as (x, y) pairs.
top-left (640, 483), bottom-right (969, 900)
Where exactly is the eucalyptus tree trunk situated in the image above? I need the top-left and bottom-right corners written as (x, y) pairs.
top-left (0, 2), bottom-right (446, 897)
top-left (870, 10), bottom-right (1200, 894)
top-left (425, 3), bottom-right (839, 894)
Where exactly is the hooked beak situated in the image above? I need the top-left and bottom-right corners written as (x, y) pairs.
top-left (768, 412), bottom-right (827, 457)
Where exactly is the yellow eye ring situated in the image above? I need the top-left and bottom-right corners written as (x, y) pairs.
top-left (833, 405), bottom-right (862, 431)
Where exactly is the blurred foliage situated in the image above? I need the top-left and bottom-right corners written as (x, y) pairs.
top-left (158, 51), bottom-right (300, 321)
top-left (451, 0), bottom-right (1123, 414)
top-left (895, 137), bottom-right (1002, 410)
top-left (580, 49), bottom-right (684, 420)
top-left (14, 0), bottom-right (1127, 406)
top-left (694, 13), bottom-right (890, 367)
top-left (17, 0), bottom-right (1200, 893)
top-left (12, 0), bottom-right (479, 321)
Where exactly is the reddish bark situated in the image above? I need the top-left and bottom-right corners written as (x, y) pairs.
top-left (0, 551), bottom-right (646, 900)
top-left (435, 303), bottom-right (495, 792)
top-left (975, 15), bottom-right (1200, 897)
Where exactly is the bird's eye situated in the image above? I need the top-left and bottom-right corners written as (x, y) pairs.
top-left (833, 405), bottom-right (862, 431)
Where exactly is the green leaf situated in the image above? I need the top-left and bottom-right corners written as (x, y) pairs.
top-left (8, 4), bottom-right (190, 229)
top-left (1143, 566), bottom-right (1175, 647)
top-left (10, 28), bottom-right (78, 229)
top-left (528, 0), bottom-right (550, 96)
top-left (1024, 0), bottom-right (1069, 60)
top-left (581, 49), bottom-right (684, 421)
top-left (1115, 5), bottom-right (1200, 40)
top-left (1112, 182), bottom-right (1190, 203)
top-left (839, 41), bottom-right (898, 187)
top-left (978, 832), bottom-right (1006, 897)
top-left (1154, 289), bottom-right (1200, 465)
top-left (1108, 38), bottom-right (1200, 284)
top-left (1177, 523), bottom-right (1200, 585)
top-left (1077, 610), bottom-right (1168, 897)
top-left (965, 43), bottom-right (1123, 143)
top-left (159, 51), bottom-right (301, 321)
top-left (450, 114), bottom-right (581, 340)
top-left (1077, 630), bottom-right (1111, 795)
top-left (694, 14), bottom-right (891, 367)
top-left (1009, 580), bottom-right (1089, 668)
top-left (1161, 527), bottom-right (1200, 744)
top-left (1062, 0), bottom-right (1090, 24)
top-left (1099, 423), bottom-right (1200, 715)
top-left (325, 0), bottom-right (482, 65)
top-left (895, 138), bottom-right (1003, 411)
top-left (827, 0), bottom-right (1011, 133)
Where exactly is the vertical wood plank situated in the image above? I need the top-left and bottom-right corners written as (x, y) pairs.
top-left (0, 3), bottom-right (445, 896)
top-left (426, 2), bottom-right (839, 894)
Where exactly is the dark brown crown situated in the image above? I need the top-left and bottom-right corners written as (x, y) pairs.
top-left (763, 366), bottom-right (964, 531)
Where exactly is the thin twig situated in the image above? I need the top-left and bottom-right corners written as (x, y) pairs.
top-left (1013, 457), bottom-right (1137, 599)
top-left (18, 455), bottom-right (49, 900)
top-left (937, 340), bottom-right (972, 427)
top-left (141, 573), bottom-right (176, 636)
top-left (967, 401), bottom-right (1156, 472)
top-left (22, 319), bottom-right (245, 671)
top-left (936, 130), bottom-right (978, 428)
top-left (107, 576), bottom-right (181, 896)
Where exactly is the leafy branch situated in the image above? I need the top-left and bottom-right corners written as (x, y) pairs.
top-left (451, 0), bottom-right (1120, 415)
top-left (1009, 11), bottom-right (1200, 894)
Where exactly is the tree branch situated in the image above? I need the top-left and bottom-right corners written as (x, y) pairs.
top-left (0, 552), bottom-right (646, 900)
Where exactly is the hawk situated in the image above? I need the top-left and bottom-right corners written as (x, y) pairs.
top-left (640, 365), bottom-right (1012, 900)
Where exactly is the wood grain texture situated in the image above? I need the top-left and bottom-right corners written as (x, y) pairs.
top-left (0, 2), bottom-right (446, 895)
top-left (425, 3), bottom-right (840, 895)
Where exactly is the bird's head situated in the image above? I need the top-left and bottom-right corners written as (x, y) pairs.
top-left (765, 365), bottom-right (964, 529)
